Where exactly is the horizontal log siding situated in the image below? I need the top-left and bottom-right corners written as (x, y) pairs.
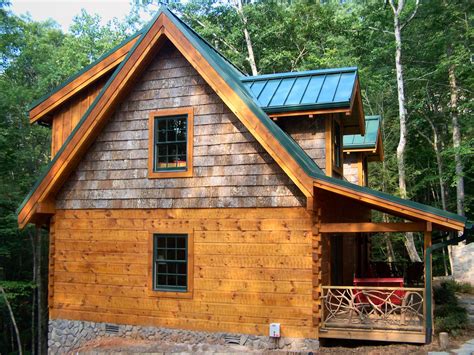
top-left (56, 41), bottom-right (305, 209)
top-left (50, 208), bottom-right (317, 338)
top-left (277, 118), bottom-right (326, 173)
top-left (343, 153), bottom-right (359, 185)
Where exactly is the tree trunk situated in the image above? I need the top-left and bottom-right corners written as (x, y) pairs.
top-left (0, 286), bottom-right (23, 355)
top-left (448, 65), bottom-right (465, 217)
top-left (428, 119), bottom-right (450, 276)
top-left (390, 0), bottom-right (421, 263)
top-left (233, 0), bottom-right (258, 75)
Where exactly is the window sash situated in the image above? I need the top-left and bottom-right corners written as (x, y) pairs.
top-left (153, 115), bottom-right (188, 172)
top-left (153, 234), bottom-right (188, 292)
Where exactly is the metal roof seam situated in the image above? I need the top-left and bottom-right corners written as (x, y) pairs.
top-left (282, 77), bottom-right (298, 106)
top-left (332, 73), bottom-right (343, 102)
top-left (267, 79), bottom-right (283, 107)
top-left (313, 75), bottom-right (327, 105)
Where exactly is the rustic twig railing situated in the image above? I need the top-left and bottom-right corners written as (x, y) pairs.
top-left (321, 286), bottom-right (425, 332)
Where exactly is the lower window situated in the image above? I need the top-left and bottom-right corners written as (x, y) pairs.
top-left (153, 234), bottom-right (188, 292)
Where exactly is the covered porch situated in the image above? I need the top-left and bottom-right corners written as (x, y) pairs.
top-left (311, 182), bottom-right (467, 344)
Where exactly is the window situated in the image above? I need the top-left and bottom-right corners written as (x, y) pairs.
top-left (333, 120), bottom-right (342, 169)
top-left (153, 234), bottom-right (188, 292)
top-left (148, 107), bottom-right (193, 178)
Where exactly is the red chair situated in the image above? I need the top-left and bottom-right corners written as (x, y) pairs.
top-left (353, 277), bottom-right (405, 306)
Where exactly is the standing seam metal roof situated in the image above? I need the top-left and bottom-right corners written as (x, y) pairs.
top-left (241, 68), bottom-right (358, 113)
top-left (344, 115), bottom-right (381, 149)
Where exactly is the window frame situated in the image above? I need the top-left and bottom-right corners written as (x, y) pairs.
top-left (333, 119), bottom-right (342, 170)
top-left (147, 231), bottom-right (194, 299)
top-left (148, 107), bottom-right (194, 179)
top-left (325, 115), bottom-right (344, 177)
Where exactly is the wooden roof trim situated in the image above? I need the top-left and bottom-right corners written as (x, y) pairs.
top-left (343, 147), bottom-right (376, 153)
top-left (29, 36), bottom-right (138, 124)
top-left (18, 15), bottom-right (166, 229)
top-left (313, 180), bottom-right (465, 231)
top-left (162, 16), bottom-right (314, 197)
top-left (268, 107), bottom-right (350, 118)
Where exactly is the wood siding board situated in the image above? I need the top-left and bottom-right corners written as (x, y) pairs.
top-left (50, 207), bottom-right (316, 339)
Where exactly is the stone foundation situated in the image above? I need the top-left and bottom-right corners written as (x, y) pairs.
top-left (48, 319), bottom-right (319, 353)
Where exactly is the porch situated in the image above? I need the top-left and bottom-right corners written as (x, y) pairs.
top-left (317, 222), bottom-right (432, 344)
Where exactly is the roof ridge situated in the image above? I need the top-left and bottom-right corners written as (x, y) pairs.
top-left (241, 67), bottom-right (358, 81)
top-left (166, 8), bottom-right (246, 77)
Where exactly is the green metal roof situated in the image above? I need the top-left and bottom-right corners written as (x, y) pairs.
top-left (241, 68), bottom-right (357, 114)
top-left (344, 115), bottom-right (381, 149)
top-left (18, 8), bottom-right (467, 228)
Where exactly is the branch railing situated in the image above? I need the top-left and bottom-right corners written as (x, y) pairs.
top-left (321, 286), bottom-right (425, 332)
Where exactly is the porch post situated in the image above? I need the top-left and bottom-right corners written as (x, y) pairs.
top-left (424, 223), bottom-right (433, 344)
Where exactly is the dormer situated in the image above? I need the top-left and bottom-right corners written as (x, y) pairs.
top-left (343, 115), bottom-right (384, 186)
top-left (241, 68), bottom-right (365, 178)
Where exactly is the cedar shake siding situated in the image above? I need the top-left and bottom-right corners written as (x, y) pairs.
top-left (343, 153), bottom-right (359, 185)
top-left (277, 119), bottom-right (326, 174)
top-left (56, 41), bottom-right (305, 209)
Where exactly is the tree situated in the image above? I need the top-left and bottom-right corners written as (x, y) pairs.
top-left (387, 0), bottom-right (422, 262)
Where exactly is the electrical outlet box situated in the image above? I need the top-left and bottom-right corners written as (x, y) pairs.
top-left (269, 323), bottom-right (280, 338)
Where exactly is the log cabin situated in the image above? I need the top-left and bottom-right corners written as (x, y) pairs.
top-left (17, 8), bottom-right (471, 352)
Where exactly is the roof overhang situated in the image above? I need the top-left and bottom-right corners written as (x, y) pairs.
top-left (312, 179), bottom-right (466, 232)
top-left (29, 32), bottom-right (142, 125)
top-left (242, 69), bottom-right (365, 135)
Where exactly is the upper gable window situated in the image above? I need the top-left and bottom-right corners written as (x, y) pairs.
top-left (148, 107), bottom-right (194, 178)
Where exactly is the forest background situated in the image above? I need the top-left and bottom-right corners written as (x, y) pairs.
top-left (0, 0), bottom-right (472, 353)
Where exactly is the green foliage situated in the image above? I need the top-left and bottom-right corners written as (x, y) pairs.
top-left (0, 2), bottom-right (132, 352)
top-left (434, 281), bottom-right (469, 334)
top-left (439, 279), bottom-right (474, 295)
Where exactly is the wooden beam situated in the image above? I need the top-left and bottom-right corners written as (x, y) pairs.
top-left (36, 200), bottom-right (55, 215)
top-left (319, 222), bottom-right (427, 233)
top-left (318, 328), bottom-right (425, 343)
top-left (313, 180), bottom-right (466, 231)
top-left (268, 108), bottom-right (349, 119)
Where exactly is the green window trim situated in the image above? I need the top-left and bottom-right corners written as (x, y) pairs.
top-left (153, 234), bottom-right (188, 292)
top-left (153, 115), bottom-right (188, 172)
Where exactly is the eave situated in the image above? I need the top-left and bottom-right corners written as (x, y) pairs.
top-left (29, 31), bottom-right (141, 124)
top-left (312, 179), bottom-right (465, 232)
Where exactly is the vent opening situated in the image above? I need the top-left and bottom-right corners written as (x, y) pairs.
top-left (105, 324), bottom-right (119, 334)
